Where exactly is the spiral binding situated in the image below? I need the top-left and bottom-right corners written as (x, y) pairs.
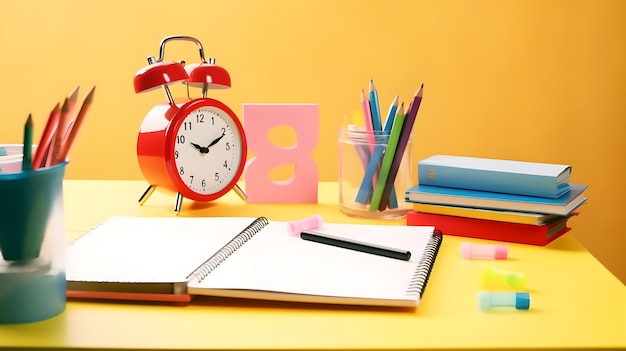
top-left (405, 229), bottom-right (443, 298)
top-left (186, 216), bottom-right (269, 283)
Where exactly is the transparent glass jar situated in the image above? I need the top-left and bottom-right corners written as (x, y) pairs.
top-left (338, 126), bottom-right (413, 219)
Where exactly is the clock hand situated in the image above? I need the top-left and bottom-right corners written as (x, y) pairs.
top-left (190, 141), bottom-right (209, 154)
top-left (190, 131), bottom-right (225, 155)
top-left (207, 131), bottom-right (226, 149)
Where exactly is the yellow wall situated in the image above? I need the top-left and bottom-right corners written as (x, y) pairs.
top-left (1, 0), bottom-right (625, 283)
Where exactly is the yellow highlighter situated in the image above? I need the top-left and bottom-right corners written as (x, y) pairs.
top-left (481, 267), bottom-right (527, 290)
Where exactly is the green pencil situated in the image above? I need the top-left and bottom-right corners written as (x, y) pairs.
top-left (22, 114), bottom-right (34, 171)
top-left (369, 105), bottom-right (406, 212)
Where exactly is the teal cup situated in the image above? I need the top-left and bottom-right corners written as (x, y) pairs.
top-left (0, 162), bottom-right (66, 261)
top-left (0, 161), bottom-right (67, 323)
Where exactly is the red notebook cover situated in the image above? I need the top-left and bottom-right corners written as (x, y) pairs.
top-left (406, 211), bottom-right (572, 246)
top-left (66, 290), bottom-right (192, 303)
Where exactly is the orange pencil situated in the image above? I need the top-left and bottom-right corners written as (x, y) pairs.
top-left (61, 85), bottom-right (81, 141)
top-left (49, 98), bottom-right (70, 166)
top-left (49, 86), bottom-right (80, 165)
top-left (59, 86), bottom-right (96, 162)
top-left (32, 102), bottom-right (61, 169)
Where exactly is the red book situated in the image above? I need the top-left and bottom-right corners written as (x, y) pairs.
top-left (406, 210), bottom-right (572, 246)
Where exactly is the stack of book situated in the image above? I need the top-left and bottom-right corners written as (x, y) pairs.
top-left (404, 155), bottom-right (588, 245)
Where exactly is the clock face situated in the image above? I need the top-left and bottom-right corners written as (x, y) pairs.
top-left (171, 104), bottom-right (244, 198)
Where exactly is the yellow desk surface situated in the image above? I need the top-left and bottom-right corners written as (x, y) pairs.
top-left (0, 180), bottom-right (624, 351)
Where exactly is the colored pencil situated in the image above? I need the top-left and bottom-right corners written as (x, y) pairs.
top-left (377, 84), bottom-right (424, 211)
top-left (361, 89), bottom-right (376, 154)
top-left (50, 86), bottom-right (80, 165)
top-left (49, 98), bottom-right (70, 166)
top-left (383, 94), bottom-right (399, 132)
top-left (358, 89), bottom-right (377, 191)
top-left (22, 114), bottom-right (34, 171)
top-left (369, 104), bottom-right (407, 212)
top-left (368, 79), bottom-right (382, 131)
top-left (60, 85), bottom-right (82, 142)
top-left (63, 85), bottom-right (80, 139)
top-left (59, 86), bottom-right (96, 162)
top-left (378, 94), bottom-right (400, 208)
top-left (32, 102), bottom-right (61, 169)
top-left (356, 102), bottom-right (404, 205)
top-left (384, 96), bottom-right (401, 209)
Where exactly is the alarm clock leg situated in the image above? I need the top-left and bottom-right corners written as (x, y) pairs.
top-left (233, 184), bottom-right (247, 201)
top-left (174, 192), bottom-right (183, 214)
top-left (138, 185), bottom-right (156, 206)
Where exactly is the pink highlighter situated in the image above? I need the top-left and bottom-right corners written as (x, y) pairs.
top-left (287, 214), bottom-right (324, 237)
top-left (461, 242), bottom-right (508, 260)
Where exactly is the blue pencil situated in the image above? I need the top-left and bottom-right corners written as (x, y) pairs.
top-left (369, 79), bottom-right (382, 131)
top-left (383, 94), bottom-right (399, 132)
top-left (355, 141), bottom-right (384, 204)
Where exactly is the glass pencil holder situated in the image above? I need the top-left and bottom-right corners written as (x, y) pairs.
top-left (338, 126), bottom-right (413, 219)
top-left (0, 160), bottom-right (67, 324)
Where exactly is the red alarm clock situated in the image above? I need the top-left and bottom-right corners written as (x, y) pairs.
top-left (133, 35), bottom-right (246, 213)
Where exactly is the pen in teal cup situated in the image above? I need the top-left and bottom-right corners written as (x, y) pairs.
top-left (0, 162), bottom-right (67, 261)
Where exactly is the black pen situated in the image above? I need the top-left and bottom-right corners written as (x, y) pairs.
top-left (300, 230), bottom-right (412, 261)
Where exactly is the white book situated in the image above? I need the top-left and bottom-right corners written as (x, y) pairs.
top-left (66, 216), bottom-right (442, 307)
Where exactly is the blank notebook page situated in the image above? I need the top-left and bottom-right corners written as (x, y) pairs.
top-left (66, 216), bottom-right (259, 283)
top-left (189, 221), bottom-right (435, 301)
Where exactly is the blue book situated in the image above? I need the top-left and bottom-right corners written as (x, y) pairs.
top-left (405, 183), bottom-right (587, 216)
top-left (418, 155), bottom-right (571, 199)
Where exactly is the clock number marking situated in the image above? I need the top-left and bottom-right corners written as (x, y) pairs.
top-left (173, 106), bottom-right (241, 196)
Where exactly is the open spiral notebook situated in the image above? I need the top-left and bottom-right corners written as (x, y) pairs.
top-left (66, 216), bottom-right (442, 307)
